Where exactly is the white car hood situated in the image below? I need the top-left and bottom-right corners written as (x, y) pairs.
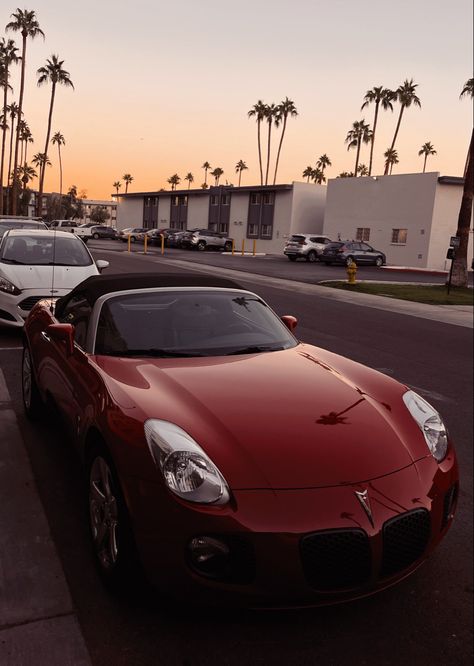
top-left (0, 263), bottom-right (98, 291)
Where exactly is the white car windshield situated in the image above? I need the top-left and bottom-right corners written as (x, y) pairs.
top-left (0, 234), bottom-right (93, 266)
top-left (94, 290), bottom-right (297, 357)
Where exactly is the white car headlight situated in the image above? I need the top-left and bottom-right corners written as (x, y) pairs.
top-left (0, 276), bottom-right (21, 295)
top-left (144, 420), bottom-right (230, 504)
top-left (403, 390), bottom-right (448, 462)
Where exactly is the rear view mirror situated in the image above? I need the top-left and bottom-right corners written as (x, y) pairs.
top-left (96, 260), bottom-right (109, 273)
top-left (281, 315), bottom-right (298, 332)
top-left (46, 323), bottom-right (74, 356)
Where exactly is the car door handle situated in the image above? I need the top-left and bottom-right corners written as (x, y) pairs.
top-left (41, 331), bottom-right (51, 343)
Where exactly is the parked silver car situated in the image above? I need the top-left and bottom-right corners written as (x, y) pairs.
top-left (180, 229), bottom-right (234, 251)
top-left (283, 234), bottom-right (332, 262)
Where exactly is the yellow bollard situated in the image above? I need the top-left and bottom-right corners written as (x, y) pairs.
top-left (253, 240), bottom-right (256, 256)
top-left (127, 234), bottom-right (131, 252)
top-left (346, 259), bottom-right (357, 284)
top-left (144, 234), bottom-right (148, 254)
top-left (231, 239), bottom-right (235, 256)
top-left (241, 239), bottom-right (245, 256)
top-left (161, 234), bottom-right (165, 255)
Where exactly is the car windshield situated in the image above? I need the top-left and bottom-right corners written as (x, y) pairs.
top-left (0, 234), bottom-right (93, 266)
top-left (288, 235), bottom-right (306, 243)
top-left (94, 289), bottom-right (297, 357)
top-left (0, 222), bottom-right (46, 238)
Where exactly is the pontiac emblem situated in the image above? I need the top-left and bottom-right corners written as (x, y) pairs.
top-left (355, 489), bottom-right (374, 527)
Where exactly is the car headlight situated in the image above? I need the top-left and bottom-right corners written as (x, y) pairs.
top-left (144, 419), bottom-right (230, 504)
top-left (0, 276), bottom-right (21, 295)
top-left (403, 390), bottom-right (448, 462)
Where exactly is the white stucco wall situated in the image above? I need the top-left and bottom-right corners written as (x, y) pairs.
top-left (156, 196), bottom-right (171, 227)
top-left (229, 193), bottom-right (249, 247)
top-left (187, 196), bottom-right (209, 228)
top-left (289, 182), bottom-right (326, 236)
top-left (323, 173), bottom-right (440, 267)
top-left (429, 183), bottom-right (472, 270)
top-left (116, 197), bottom-right (143, 230)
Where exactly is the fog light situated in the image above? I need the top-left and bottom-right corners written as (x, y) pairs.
top-left (187, 536), bottom-right (230, 578)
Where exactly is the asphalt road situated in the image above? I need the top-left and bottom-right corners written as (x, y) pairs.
top-left (0, 248), bottom-right (472, 666)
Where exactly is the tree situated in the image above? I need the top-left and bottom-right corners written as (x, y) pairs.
top-left (6, 9), bottom-right (44, 214)
top-left (167, 174), bottom-right (180, 190)
top-left (6, 103), bottom-right (20, 195)
top-left (248, 100), bottom-right (266, 185)
top-left (451, 78), bottom-right (474, 287)
top-left (345, 120), bottom-right (372, 176)
top-left (210, 167), bottom-right (223, 185)
top-left (316, 154), bottom-right (332, 174)
top-left (272, 97), bottom-right (298, 185)
top-left (361, 86), bottom-right (394, 176)
top-left (36, 55), bottom-right (74, 214)
top-left (264, 103), bottom-right (278, 185)
top-left (89, 205), bottom-right (110, 224)
top-left (123, 173), bottom-right (133, 193)
top-left (17, 162), bottom-right (36, 191)
top-left (113, 180), bottom-right (121, 195)
top-left (51, 131), bottom-right (65, 195)
top-left (235, 159), bottom-right (248, 186)
top-left (384, 79), bottom-right (421, 174)
top-left (312, 168), bottom-right (326, 185)
top-left (384, 148), bottom-right (399, 174)
top-left (302, 165), bottom-right (313, 182)
top-left (357, 163), bottom-right (369, 176)
top-left (201, 161), bottom-right (211, 186)
top-left (0, 37), bottom-right (19, 215)
top-left (338, 172), bottom-right (354, 178)
top-left (418, 142), bottom-right (437, 173)
top-left (184, 172), bottom-right (194, 189)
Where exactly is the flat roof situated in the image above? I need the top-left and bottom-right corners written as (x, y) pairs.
top-left (112, 184), bottom-right (294, 198)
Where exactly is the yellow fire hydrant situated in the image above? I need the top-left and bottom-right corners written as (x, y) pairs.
top-left (346, 259), bottom-right (357, 284)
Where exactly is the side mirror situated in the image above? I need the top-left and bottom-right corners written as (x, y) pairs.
top-left (281, 315), bottom-right (298, 332)
top-left (46, 323), bottom-right (74, 356)
top-left (96, 260), bottom-right (109, 273)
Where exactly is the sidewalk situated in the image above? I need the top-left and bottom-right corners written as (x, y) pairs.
top-left (0, 370), bottom-right (91, 666)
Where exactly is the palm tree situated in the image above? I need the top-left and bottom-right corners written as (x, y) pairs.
top-left (302, 165), bottom-right (313, 183)
top-left (361, 86), bottom-right (394, 176)
top-left (451, 78), bottom-right (474, 287)
top-left (0, 37), bottom-right (19, 214)
top-left (184, 172), bottom-right (194, 189)
top-left (384, 148), bottom-right (399, 174)
top-left (418, 142), bottom-right (437, 173)
top-left (338, 171), bottom-right (354, 178)
top-left (235, 159), bottom-right (248, 186)
top-left (113, 180), bottom-right (121, 195)
top-left (201, 161), bottom-right (211, 186)
top-left (312, 168), bottom-right (326, 185)
top-left (211, 167), bottom-right (223, 185)
top-left (167, 174), bottom-right (180, 190)
top-left (123, 173), bottom-right (133, 193)
top-left (32, 151), bottom-right (51, 172)
top-left (36, 55), bottom-right (74, 213)
top-left (272, 97), bottom-right (298, 185)
top-left (18, 162), bottom-right (36, 191)
top-left (316, 154), bottom-right (332, 174)
top-left (248, 100), bottom-right (266, 185)
top-left (345, 120), bottom-right (372, 176)
top-left (21, 125), bottom-right (33, 167)
top-left (6, 103), bottom-right (20, 192)
top-left (384, 79), bottom-right (421, 174)
top-left (6, 9), bottom-right (44, 214)
top-left (51, 131), bottom-right (65, 195)
top-left (264, 103), bottom-right (279, 185)
top-left (357, 164), bottom-right (369, 176)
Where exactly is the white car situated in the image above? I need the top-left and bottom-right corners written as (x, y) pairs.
top-left (0, 229), bottom-right (109, 328)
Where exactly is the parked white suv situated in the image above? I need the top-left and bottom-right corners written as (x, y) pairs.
top-left (283, 234), bottom-right (332, 262)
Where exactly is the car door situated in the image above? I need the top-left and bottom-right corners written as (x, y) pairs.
top-left (359, 243), bottom-right (375, 263)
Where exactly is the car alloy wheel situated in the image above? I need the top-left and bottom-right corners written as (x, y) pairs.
top-left (93, 233), bottom-right (100, 239)
top-left (375, 256), bottom-right (383, 267)
top-left (22, 345), bottom-right (43, 419)
top-left (224, 241), bottom-right (233, 252)
top-left (130, 236), bottom-right (136, 243)
top-left (306, 250), bottom-right (317, 263)
top-left (197, 240), bottom-right (206, 251)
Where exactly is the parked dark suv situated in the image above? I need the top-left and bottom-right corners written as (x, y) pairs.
top-left (322, 241), bottom-right (386, 266)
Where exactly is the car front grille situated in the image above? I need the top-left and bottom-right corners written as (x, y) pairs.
top-left (0, 308), bottom-right (16, 322)
top-left (18, 296), bottom-right (49, 311)
top-left (300, 509), bottom-right (431, 591)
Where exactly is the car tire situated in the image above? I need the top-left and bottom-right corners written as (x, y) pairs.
top-left (197, 240), bottom-right (206, 251)
top-left (345, 256), bottom-right (355, 267)
top-left (306, 250), bottom-right (317, 263)
top-left (87, 444), bottom-right (140, 591)
top-left (22, 344), bottom-right (43, 420)
top-left (224, 241), bottom-right (233, 252)
top-left (375, 256), bottom-right (384, 267)
top-left (130, 236), bottom-right (136, 243)
top-left (93, 233), bottom-right (100, 240)
top-left (288, 256), bottom-right (297, 261)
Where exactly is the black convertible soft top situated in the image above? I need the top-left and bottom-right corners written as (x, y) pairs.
top-left (54, 272), bottom-right (244, 318)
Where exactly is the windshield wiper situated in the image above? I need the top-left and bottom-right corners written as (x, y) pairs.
top-left (226, 345), bottom-right (281, 355)
top-left (107, 348), bottom-right (205, 358)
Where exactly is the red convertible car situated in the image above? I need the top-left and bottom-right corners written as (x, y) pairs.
top-left (22, 273), bottom-right (458, 607)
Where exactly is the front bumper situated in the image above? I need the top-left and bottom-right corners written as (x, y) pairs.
top-left (0, 290), bottom-right (64, 328)
top-left (126, 451), bottom-right (458, 607)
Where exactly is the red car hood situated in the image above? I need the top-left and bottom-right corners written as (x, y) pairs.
top-left (94, 344), bottom-right (428, 489)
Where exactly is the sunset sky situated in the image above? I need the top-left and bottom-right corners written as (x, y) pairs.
top-left (1, 0), bottom-right (472, 200)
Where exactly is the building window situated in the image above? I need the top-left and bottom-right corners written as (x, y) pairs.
top-left (250, 193), bottom-right (260, 205)
top-left (219, 222), bottom-right (229, 234)
top-left (210, 195), bottom-right (218, 206)
top-left (144, 197), bottom-right (150, 207)
top-left (221, 194), bottom-right (229, 206)
top-left (172, 196), bottom-right (179, 206)
top-left (356, 227), bottom-right (370, 241)
top-left (261, 224), bottom-right (273, 238)
top-left (248, 223), bottom-right (259, 236)
top-left (391, 228), bottom-right (408, 244)
top-left (179, 195), bottom-right (187, 206)
top-left (263, 192), bottom-right (274, 205)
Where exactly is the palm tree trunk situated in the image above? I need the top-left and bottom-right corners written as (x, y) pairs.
top-left (204, 168), bottom-right (208, 185)
top-left (7, 113), bottom-right (15, 188)
top-left (58, 144), bottom-right (63, 196)
top-left (257, 121), bottom-right (263, 186)
top-left (38, 82), bottom-right (56, 216)
top-left (11, 33), bottom-right (27, 215)
top-left (272, 117), bottom-right (287, 185)
top-left (238, 170), bottom-right (242, 186)
top-left (423, 154), bottom-right (427, 173)
top-left (265, 121), bottom-right (272, 185)
top-left (451, 128), bottom-right (473, 287)
top-left (368, 102), bottom-right (379, 176)
top-left (354, 141), bottom-right (361, 176)
top-left (384, 105), bottom-right (404, 174)
top-left (0, 66), bottom-right (9, 215)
